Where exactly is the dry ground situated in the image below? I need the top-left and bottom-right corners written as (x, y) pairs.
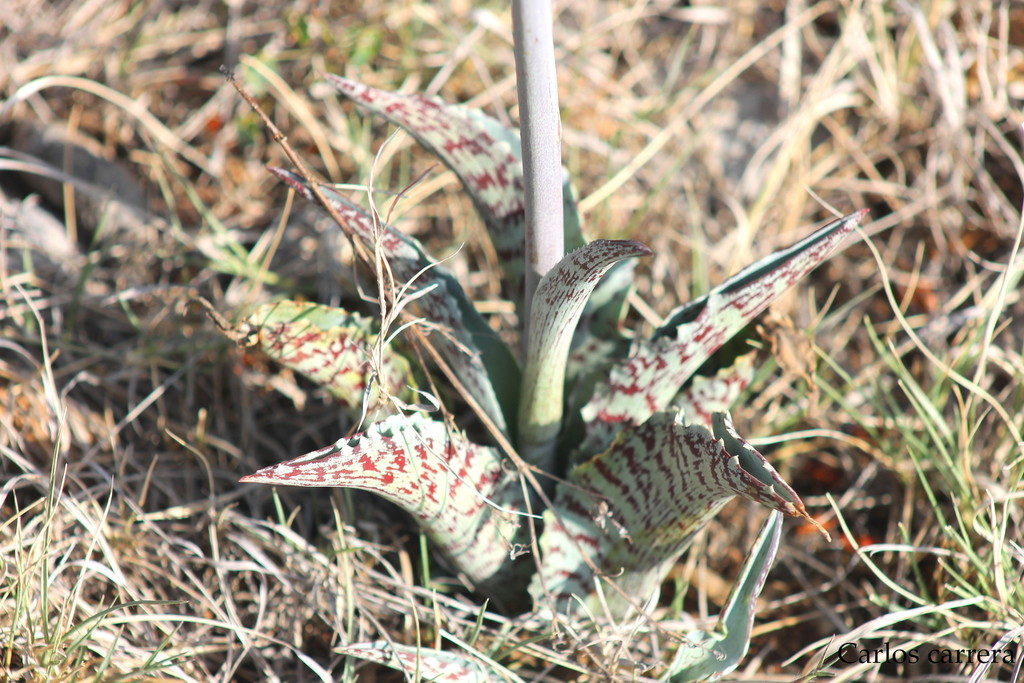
top-left (2, 0), bottom-right (1023, 681)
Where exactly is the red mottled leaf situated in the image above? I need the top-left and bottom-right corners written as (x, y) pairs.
top-left (579, 210), bottom-right (867, 456)
top-left (338, 641), bottom-right (523, 683)
top-left (673, 351), bottom-right (756, 427)
top-left (561, 257), bottom-right (642, 415)
top-left (530, 411), bottom-right (811, 616)
top-left (240, 413), bottom-right (528, 598)
top-left (244, 300), bottom-right (413, 417)
top-left (270, 168), bottom-right (519, 437)
top-left (518, 239), bottom-right (652, 471)
top-left (325, 74), bottom-right (585, 312)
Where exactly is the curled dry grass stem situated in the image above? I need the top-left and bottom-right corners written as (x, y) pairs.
top-left (1, 76), bottom-right (215, 177)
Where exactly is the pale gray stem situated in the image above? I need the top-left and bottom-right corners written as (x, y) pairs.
top-left (512, 0), bottom-right (564, 334)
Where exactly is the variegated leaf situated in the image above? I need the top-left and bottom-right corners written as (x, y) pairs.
top-left (338, 641), bottom-right (524, 683)
top-left (530, 411), bottom-right (811, 617)
top-left (563, 259), bottom-right (638, 408)
top-left (240, 413), bottom-right (528, 599)
top-left (518, 239), bottom-right (652, 472)
top-left (667, 511), bottom-right (783, 682)
top-left (673, 351), bottom-right (756, 427)
top-left (325, 74), bottom-right (585, 313)
top-left (244, 300), bottom-right (414, 417)
top-left (565, 335), bottom-right (627, 419)
top-left (270, 168), bottom-right (519, 437)
top-left (579, 210), bottom-right (868, 456)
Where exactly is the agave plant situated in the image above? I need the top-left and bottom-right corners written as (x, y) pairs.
top-left (234, 75), bottom-right (867, 679)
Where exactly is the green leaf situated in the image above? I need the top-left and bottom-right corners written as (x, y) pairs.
top-left (530, 411), bottom-right (810, 617)
top-left (579, 210), bottom-right (868, 457)
top-left (325, 74), bottom-right (585, 315)
top-left (667, 511), bottom-right (783, 682)
top-left (518, 239), bottom-right (652, 472)
top-left (270, 168), bottom-right (520, 438)
top-left (243, 300), bottom-right (414, 418)
top-left (240, 412), bottom-right (529, 600)
top-left (338, 641), bottom-right (524, 683)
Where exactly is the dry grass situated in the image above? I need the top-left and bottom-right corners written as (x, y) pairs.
top-left (2, 0), bottom-right (1023, 681)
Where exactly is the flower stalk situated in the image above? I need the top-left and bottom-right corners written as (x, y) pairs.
top-left (512, 0), bottom-right (565, 331)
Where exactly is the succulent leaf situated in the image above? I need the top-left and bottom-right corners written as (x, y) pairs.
top-left (338, 641), bottom-right (524, 683)
top-left (518, 239), bottom-right (652, 472)
top-left (243, 300), bottom-right (414, 417)
top-left (530, 411), bottom-right (809, 617)
top-left (324, 74), bottom-right (585, 313)
top-left (270, 167), bottom-right (519, 437)
top-left (673, 351), bottom-right (756, 427)
top-left (579, 210), bottom-right (868, 457)
top-left (667, 511), bottom-right (783, 682)
top-left (558, 259), bottom-right (638, 413)
top-left (240, 412), bottom-right (528, 598)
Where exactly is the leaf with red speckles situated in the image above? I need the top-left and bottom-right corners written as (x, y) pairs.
top-left (338, 641), bottom-right (524, 683)
top-left (530, 411), bottom-right (812, 616)
top-left (244, 300), bottom-right (414, 418)
top-left (270, 167), bottom-right (519, 437)
top-left (324, 74), bottom-right (585, 313)
top-left (667, 511), bottom-right (783, 682)
top-left (565, 258), bottom-right (638, 391)
top-left (673, 351), bottom-right (756, 427)
top-left (240, 412), bottom-right (529, 599)
top-left (518, 239), bottom-right (652, 472)
top-left (578, 210), bottom-right (868, 458)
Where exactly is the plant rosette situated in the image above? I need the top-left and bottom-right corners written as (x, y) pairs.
top-left (234, 76), bottom-right (867, 681)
